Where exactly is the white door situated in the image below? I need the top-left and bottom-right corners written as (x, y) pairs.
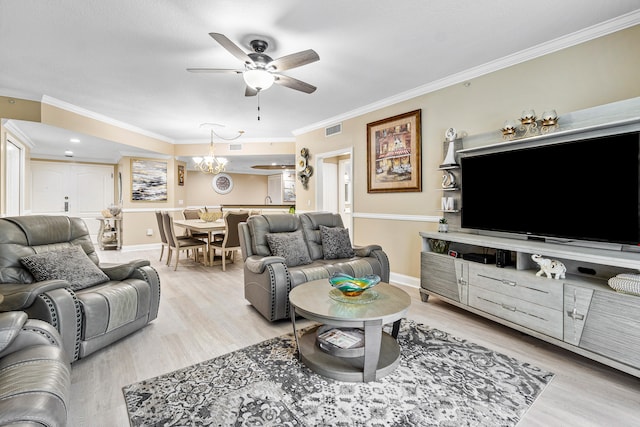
top-left (322, 162), bottom-right (338, 213)
top-left (31, 161), bottom-right (115, 241)
top-left (338, 159), bottom-right (352, 228)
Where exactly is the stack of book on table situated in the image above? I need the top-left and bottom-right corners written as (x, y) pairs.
top-left (317, 328), bottom-right (364, 353)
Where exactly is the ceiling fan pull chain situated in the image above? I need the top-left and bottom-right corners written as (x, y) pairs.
top-left (257, 92), bottom-right (261, 121)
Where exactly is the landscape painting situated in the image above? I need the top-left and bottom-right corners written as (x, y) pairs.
top-left (131, 159), bottom-right (168, 201)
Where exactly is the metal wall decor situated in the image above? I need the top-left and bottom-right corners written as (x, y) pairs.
top-left (297, 148), bottom-right (313, 189)
top-left (501, 109), bottom-right (559, 141)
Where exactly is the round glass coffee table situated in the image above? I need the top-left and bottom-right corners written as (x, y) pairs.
top-left (289, 279), bottom-right (411, 382)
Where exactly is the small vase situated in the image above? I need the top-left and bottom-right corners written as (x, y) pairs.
top-left (438, 224), bottom-right (448, 233)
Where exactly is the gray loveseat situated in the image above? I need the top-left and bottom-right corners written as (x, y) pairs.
top-left (239, 212), bottom-right (390, 321)
top-left (0, 310), bottom-right (71, 426)
top-left (0, 215), bottom-right (161, 362)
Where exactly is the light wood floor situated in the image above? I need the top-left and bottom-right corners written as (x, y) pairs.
top-left (68, 248), bottom-right (640, 426)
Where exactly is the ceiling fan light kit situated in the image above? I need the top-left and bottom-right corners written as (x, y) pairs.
top-left (188, 32), bottom-right (319, 97)
top-left (243, 69), bottom-right (275, 91)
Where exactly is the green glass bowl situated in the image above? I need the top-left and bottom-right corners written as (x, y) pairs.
top-left (328, 273), bottom-right (380, 297)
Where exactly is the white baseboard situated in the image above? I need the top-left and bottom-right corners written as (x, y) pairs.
top-left (116, 243), bottom-right (161, 253)
top-left (389, 272), bottom-right (420, 289)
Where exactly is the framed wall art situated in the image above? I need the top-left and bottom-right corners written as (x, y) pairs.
top-left (177, 164), bottom-right (185, 186)
top-left (131, 159), bottom-right (168, 201)
top-left (366, 109), bottom-right (422, 193)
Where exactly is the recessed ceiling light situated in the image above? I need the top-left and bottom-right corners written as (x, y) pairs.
top-left (70, 138), bottom-right (80, 143)
top-left (64, 150), bottom-right (74, 157)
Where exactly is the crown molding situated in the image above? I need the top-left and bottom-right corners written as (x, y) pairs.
top-left (41, 95), bottom-right (175, 144)
top-left (293, 10), bottom-right (640, 136)
top-left (2, 119), bottom-right (35, 148)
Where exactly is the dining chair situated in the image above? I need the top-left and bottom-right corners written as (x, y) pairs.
top-left (210, 211), bottom-right (250, 271)
top-left (162, 212), bottom-right (207, 270)
top-left (181, 208), bottom-right (209, 240)
top-left (155, 211), bottom-right (170, 262)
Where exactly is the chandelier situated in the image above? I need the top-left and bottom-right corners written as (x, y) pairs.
top-left (192, 125), bottom-right (244, 174)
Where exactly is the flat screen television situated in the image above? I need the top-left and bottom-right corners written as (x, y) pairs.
top-left (460, 130), bottom-right (640, 246)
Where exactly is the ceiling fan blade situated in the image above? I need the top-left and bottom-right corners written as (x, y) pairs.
top-left (245, 86), bottom-right (259, 97)
top-left (274, 74), bottom-right (317, 94)
top-left (269, 49), bottom-right (319, 72)
top-left (209, 32), bottom-right (255, 66)
top-left (186, 68), bottom-right (242, 74)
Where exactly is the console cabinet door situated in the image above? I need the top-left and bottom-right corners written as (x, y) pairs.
top-left (577, 289), bottom-right (640, 368)
top-left (421, 252), bottom-right (459, 302)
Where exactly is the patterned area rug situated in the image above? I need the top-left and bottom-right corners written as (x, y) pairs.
top-left (123, 320), bottom-right (553, 426)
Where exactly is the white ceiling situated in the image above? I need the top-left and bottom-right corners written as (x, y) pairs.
top-left (2, 1), bottom-right (639, 172)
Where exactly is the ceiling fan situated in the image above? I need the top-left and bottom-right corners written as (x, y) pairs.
top-left (187, 33), bottom-right (319, 96)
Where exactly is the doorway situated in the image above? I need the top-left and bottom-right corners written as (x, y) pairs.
top-left (316, 148), bottom-right (353, 231)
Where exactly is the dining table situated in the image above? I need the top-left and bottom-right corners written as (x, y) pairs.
top-left (172, 218), bottom-right (225, 266)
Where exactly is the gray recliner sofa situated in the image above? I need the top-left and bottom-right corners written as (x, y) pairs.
top-left (239, 212), bottom-right (390, 321)
top-left (0, 310), bottom-right (71, 426)
top-left (0, 215), bottom-right (161, 362)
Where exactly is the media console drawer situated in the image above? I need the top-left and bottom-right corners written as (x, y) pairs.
top-left (468, 286), bottom-right (564, 339)
top-left (468, 264), bottom-right (563, 310)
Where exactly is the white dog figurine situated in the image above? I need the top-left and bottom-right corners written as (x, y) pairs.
top-left (531, 254), bottom-right (566, 279)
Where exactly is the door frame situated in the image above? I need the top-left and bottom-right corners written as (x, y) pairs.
top-left (315, 147), bottom-right (353, 231)
top-left (5, 136), bottom-right (26, 216)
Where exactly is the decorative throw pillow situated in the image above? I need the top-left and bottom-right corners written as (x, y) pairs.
top-left (320, 225), bottom-right (355, 259)
top-left (266, 230), bottom-right (312, 267)
top-left (20, 246), bottom-right (110, 291)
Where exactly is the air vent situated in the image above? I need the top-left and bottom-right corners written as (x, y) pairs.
top-left (229, 144), bottom-right (242, 151)
top-left (325, 123), bottom-right (342, 137)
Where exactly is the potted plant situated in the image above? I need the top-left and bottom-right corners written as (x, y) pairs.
top-left (438, 217), bottom-right (448, 233)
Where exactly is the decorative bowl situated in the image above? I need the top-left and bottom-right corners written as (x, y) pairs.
top-left (328, 273), bottom-right (380, 297)
top-left (199, 211), bottom-right (222, 222)
top-left (108, 204), bottom-right (122, 217)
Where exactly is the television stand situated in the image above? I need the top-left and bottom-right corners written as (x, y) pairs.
top-left (420, 231), bottom-right (640, 378)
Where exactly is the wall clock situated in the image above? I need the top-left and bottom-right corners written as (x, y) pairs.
top-left (212, 173), bottom-right (233, 194)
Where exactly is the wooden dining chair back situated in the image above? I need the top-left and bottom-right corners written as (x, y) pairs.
top-left (162, 212), bottom-right (207, 270)
top-left (182, 209), bottom-right (201, 219)
top-left (155, 211), bottom-right (170, 262)
top-left (211, 211), bottom-right (250, 271)
top-left (180, 208), bottom-right (210, 241)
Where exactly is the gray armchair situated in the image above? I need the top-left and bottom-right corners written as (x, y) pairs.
top-left (0, 310), bottom-right (71, 426)
top-left (239, 212), bottom-right (390, 321)
top-left (0, 215), bottom-right (161, 362)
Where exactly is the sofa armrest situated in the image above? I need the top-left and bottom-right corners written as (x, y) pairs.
top-left (0, 311), bottom-right (28, 353)
top-left (0, 282), bottom-right (81, 362)
top-left (353, 244), bottom-right (382, 257)
top-left (244, 255), bottom-right (287, 274)
top-left (0, 280), bottom-right (69, 311)
top-left (99, 259), bottom-right (151, 281)
top-left (0, 312), bottom-right (66, 359)
top-left (128, 265), bottom-right (161, 322)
